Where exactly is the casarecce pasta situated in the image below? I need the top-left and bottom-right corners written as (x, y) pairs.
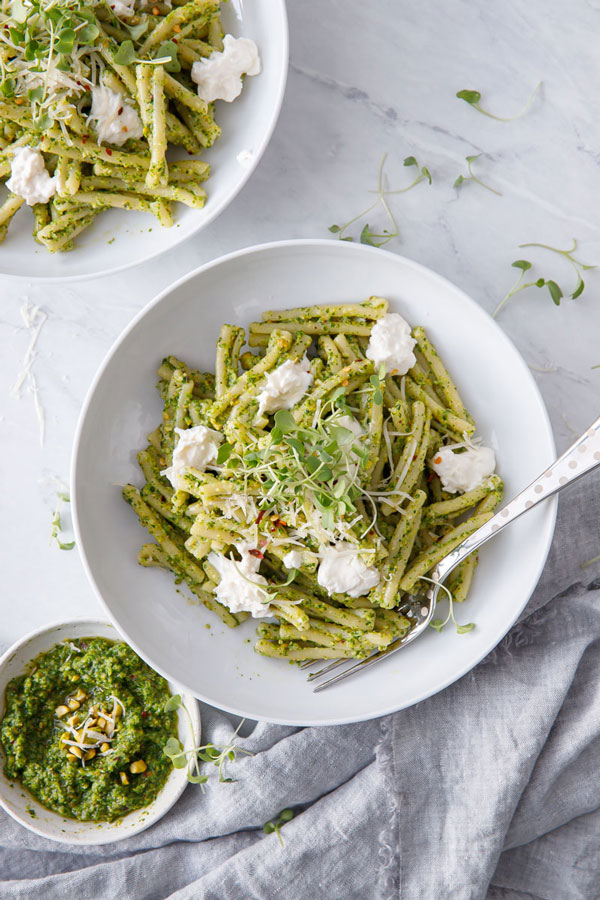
top-left (123, 297), bottom-right (503, 662)
top-left (0, 0), bottom-right (254, 251)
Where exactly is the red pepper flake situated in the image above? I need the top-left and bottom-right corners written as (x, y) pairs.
top-left (433, 455), bottom-right (442, 464)
top-left (255, 510), bottom-right (266, 525)
top-left (106, 148), bottom-right (113, 156)
top-left (427, 472), bottom-right (435, 483)
top-left (248, 549), bottom-right (264, 559)
top-left (118, 106), bottom-right (124, 115)
top-left (141, 710), bottom-right (147, 718)
top-left (81, 135), bottom-right (88, 143)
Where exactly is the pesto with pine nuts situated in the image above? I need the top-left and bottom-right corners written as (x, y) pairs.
top-left (0, 638), bottom-right (178, 822)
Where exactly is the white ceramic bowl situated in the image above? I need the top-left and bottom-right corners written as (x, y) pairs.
top-left (72, 239), bottom-right (557, 726)
top-left (0, 618), bottom-right (200, 845)
top-left (0, 1), bottom-right (288, 281)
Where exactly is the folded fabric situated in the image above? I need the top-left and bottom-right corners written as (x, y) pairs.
top-left (1, 474), bottom-right (599, 900)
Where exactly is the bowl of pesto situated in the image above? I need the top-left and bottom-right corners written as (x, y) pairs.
top-left (0, 618), bottom-right (200, 845)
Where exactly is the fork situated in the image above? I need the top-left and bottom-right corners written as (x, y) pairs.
top-left (306, 414), bottom-right (600, 692)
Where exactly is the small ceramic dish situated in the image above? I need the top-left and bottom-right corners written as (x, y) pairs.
top-left (0, 618), bottom-right (200, 845)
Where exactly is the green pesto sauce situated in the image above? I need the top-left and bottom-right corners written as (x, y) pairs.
top-left (0, 638), bottom-right (178, 822)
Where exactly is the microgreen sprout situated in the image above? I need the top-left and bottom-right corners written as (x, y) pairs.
top-left (328, 153), bottom-right (432, 246)
top-left (456, 82), bottom-right (541, 121)
top-left (420, 576), bottom-right (475, 635)
top-left (162, 695), bottom-right (252, 788)
top-left (493, 240), bottom-right (596, 317)
top-left (50, 491), bottom-right (74, 550)
top-left (519, 239), bottom-right (596, 300)
top-left (263, 808), bottom-right (295, 847)
top-left (581, 553), bottom-right (600, 569)
top-left (454, 155), bottom-right (502, 196)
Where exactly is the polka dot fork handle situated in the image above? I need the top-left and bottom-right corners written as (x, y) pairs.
top-left (435, 414), bottom-right (600, 584)
top-left (311, 415), bottom-right (600, 692)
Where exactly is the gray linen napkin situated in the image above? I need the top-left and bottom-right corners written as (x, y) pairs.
top-left (1, 474), bottom-right (599, 900)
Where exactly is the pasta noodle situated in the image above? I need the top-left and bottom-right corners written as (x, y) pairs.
top-left (123, 298), bottom-right (503, 663)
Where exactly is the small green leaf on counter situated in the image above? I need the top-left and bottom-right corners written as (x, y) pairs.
top-left (453, 154), bottom-right (502, 196)
top-left (456, 82), bottom-right (541, 121)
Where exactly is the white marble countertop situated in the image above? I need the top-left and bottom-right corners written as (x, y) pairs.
top-left (1, 0), bottom-right (599, 649)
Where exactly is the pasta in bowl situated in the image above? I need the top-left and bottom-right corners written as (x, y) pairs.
top-left (122, 297), bottom-right (504, 662)
top-left (0, 1), bottom-right (287, 277)
top-left (72, 239), bottom-right (556, 725)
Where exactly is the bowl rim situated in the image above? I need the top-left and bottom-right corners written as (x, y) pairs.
top-left (0, 616), bottom-right (200, 845)
top-left (71, 238), bottom-right (558, 726)
top-left (1, 1), bottom-right (289, 283)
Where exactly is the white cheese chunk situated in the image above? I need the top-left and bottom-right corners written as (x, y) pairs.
top-left (366, 313), bottom-right (417, 375)
top-left (257, 356), bottom-right (313, 416)
top-left (191, 34), bottom-right (261, 103)
top-left (432, 445), bottom-right (496, 493)
top-left (161, 425), bottom-right (223, 490)
top-left (108, 0), bottom-right (135, 17)
top-left (6, 147), bottom-right (56, 206)
top-left (283, 549), bottom-right (303, 570)
top-left (208, 543), bottom-right (271, 618)
top-left (317, 542), bottom-right (380, 598)
top-left (88, 85), bottom-right (143, 146)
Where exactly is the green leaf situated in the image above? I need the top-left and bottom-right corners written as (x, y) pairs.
top-left (403, 156), bottom-right (418, 168)
top-left (456, 622), bottom-right (475, 634)
top-left (328, 424), bottom-right (353, 446)
top-left (360, 224), bottom-right (383, 247)
top-left (511, 259), bottom-right (532, 271)
top-left (465, 154), bottom-right (480, 164)
top-left (187, 772), bottom-right (208, 784)
top-left (571, 276), bottom-right (585, 300)
top-left (535, 278), bottom-right (546, 288)
top-left (172, 753), bottom-right (188, 769)
top-left (263, 822), bottom-right (275, 834)
top-left (58, 540), bottom-right (75, 551)
top-left (453, 175), bottom-right (464, 188)
top-left (34, 114), bottom-right (52, 132)
top-left (163, 736), bottom-right (183, 757)
top-left (11, 0), bottom-right (28, 24)
top-left (546, 280), bottom-right (563, 305)
top-left (157, 40), bottom-right (180, 72)
top-left (279, 808), bottom-right (294, 823)
top-left (128, 19), bottom-right (149, 40)
top-left (114, 39), bottom-right (135, 65)
top-left (421, 166), bottom-right (432, 184)
top-left (79, 22), bottom-right (99, 44)
top-left (430, 619), bottom-right (445, 632)
top-left (216, 442), bottom-right (232, 464)
top-left (56, 27), bottom-right (76, 54)
top-left (456, 89), bottom-right (481, 106)
top-left (340, 236), bottom-right (354, 242)
top-left (274, 409), bottom-right (296, 433)
top-left (27, 86), bottom-right (43, 103)
top-left (285, 437), bottom-right (304, 456)
top-left (328, 224), bottom-right (341, 233)
top-left (0, 78), bottom-right (16, 98)
top-left (164, 693), bottom-right (182, 713)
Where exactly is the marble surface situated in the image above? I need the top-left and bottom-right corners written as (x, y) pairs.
top-left (1, 0), bottom-right (600, 648)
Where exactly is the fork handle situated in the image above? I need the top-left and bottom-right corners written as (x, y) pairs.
top-left (438, 415), bottom-right (600, 577)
